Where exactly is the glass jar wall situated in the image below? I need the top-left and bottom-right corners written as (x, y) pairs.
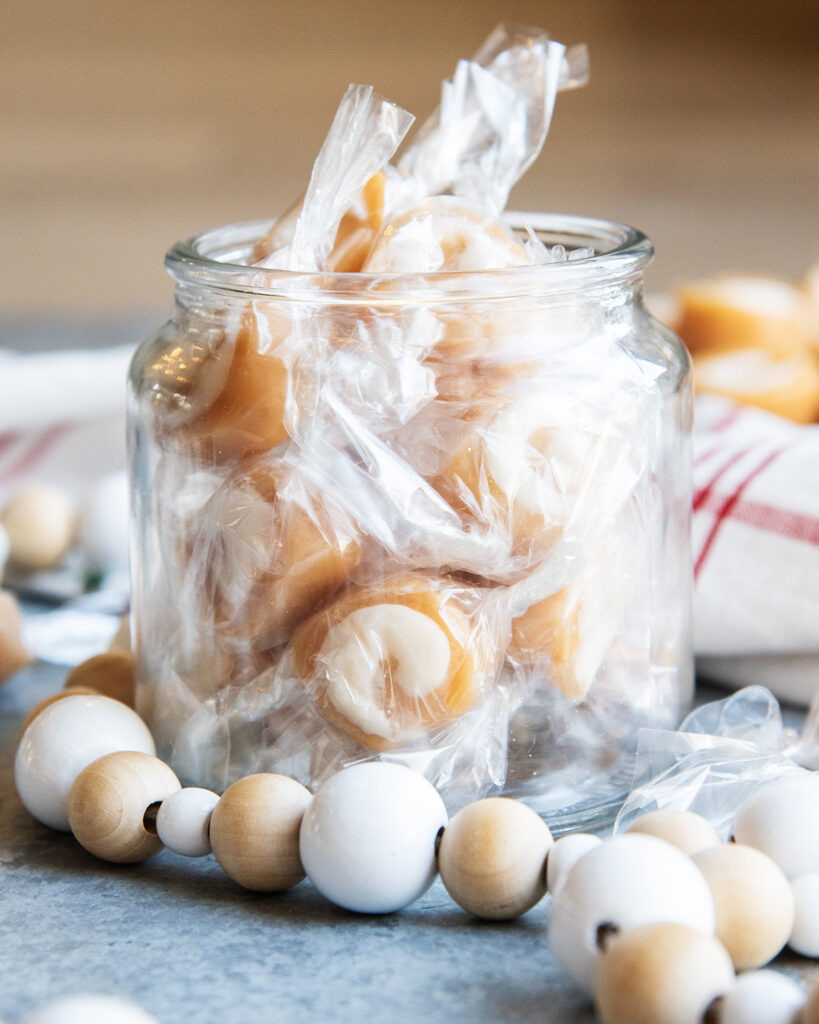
top-left (128, 214), bottom-right (693, 831)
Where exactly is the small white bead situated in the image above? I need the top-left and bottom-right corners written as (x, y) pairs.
top-left (546, 833), bottom-right (602, 897)
top-left (548, 834), bottom-right (715, 996)
top-left (156, 787), bottom-right (219, 857)
top-left (79, 470), bottom-right (130, 572)
top-left (14, 694), bottom-right (155, 831)
top-left (716, 970), bottom-right (805, 1024)
top-left (22, 993), bottom-right (159, 1024)
top-left (733, 772), bottom-right (819, 878)
top-left (789, 873), bottom-right (819, 957)
top-left (299, 762), bottom-right (447, 914)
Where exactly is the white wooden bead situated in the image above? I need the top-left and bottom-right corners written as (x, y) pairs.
top-left (626, 809), bottom-right (721, 856)
top-left (79, 470), bottom-right (130, 572)
top-left (548, 834), bottom-right (715, 996)
top-left (714, 970), bottom-right (805, 1024)
top-left (14, 694), bottom-right (155, 831)
top-left (789, 873), bottom-right (819, 957)
top-left (733, 772), bottom-right (819, 878)
top-left (693, 843), bottom-right (794, 970)
top-left (22, 994), bottom-right (159, 1024)
top-left (299, 762), bottom-right (447, 914)
top-left (546, 833), bottom-right (602, 897)
top-left (156, 787), bottom-right (219, 857)
top-left (0, 483), bottom-right (75, 570)
top-left (595, 922), bottom-right (734, 1024)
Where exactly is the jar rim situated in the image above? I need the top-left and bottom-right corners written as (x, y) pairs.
top-left (166, 212), bottom-right (653, 302)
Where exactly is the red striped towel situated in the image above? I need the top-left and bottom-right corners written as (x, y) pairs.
top-left (694, 395), bottom-right (819, 705)
top-left (0, 346), bottom-right (131, 504)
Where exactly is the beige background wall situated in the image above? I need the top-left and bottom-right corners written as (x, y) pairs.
top-left (2, 0), bottom-right (818, 316)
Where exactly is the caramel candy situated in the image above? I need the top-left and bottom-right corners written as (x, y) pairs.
top-left (206, 461), bottom-right (361, 649)
top-left (292, 574), bottom-right (495, 750)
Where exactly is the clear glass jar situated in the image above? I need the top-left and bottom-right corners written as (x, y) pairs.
top-left (128, 213), bottom-right (693, 831)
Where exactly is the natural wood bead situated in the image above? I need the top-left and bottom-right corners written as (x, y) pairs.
top-left (19, 687), bottom-right (100, 737)
top-left (64, 650), bottom-right (135, 707)
top-left (210, 773), bottom-right (312, 892)
top-left (626, 809), bottom-right (721, 857)
top-left (0, 589), bottom-right (31, 683)
top-left (802, 974), bottom-right (819, 1024)
top-left (67, 751), bottom-right (180, 863)
top-left (595, 922), bottom-right (734, 1024)
top-left (692, 843), bottom-right (794, 970)
top-left (438, 797), bottom-right (553, 920)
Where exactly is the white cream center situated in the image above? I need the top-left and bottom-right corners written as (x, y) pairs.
top-left (319, 604), bottom-right (452, 739)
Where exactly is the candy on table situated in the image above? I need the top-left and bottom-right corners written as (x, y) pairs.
top-left (0, 482), bottom-right (75, 571)
top-left (672, 269), bottom-right (819, 423)
top-left (676, 275), bottom-right (813, 358)
top-left (694, 346), bottom-right (819, 424)
top-left (594, 922), bottom-right (734, 1024)
top-left (0, 589), bottom-right (32, 683)
top-left (691, 843), bottom-right (794, 971)
top-left (291, 573), bottom-right (499, 751)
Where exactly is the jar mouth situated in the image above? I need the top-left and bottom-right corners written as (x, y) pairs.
top-left (166, 212), bottom-right (653, 303)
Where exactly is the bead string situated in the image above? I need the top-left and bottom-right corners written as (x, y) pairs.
top-left (14, 684), bottom-right (819, 1024)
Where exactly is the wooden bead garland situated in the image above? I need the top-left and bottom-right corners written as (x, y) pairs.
top-left (14, 680), bottom-right (819, 1024)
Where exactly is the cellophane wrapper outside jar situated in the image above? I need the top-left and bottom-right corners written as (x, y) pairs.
top-left (128, 215), bottom-right (693, 827)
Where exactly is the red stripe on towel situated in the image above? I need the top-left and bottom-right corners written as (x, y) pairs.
top-left (695, 495), bottom-right (819, 548)
top-left (694, 447), bottom-right (786, 579)
top-left (0, 425), bottom-right (68, 485)
top-left (693, 447), bottom-right (751, 511)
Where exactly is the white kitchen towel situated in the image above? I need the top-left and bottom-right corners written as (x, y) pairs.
top-left (694, 394), bottom-right (819, 704)
top-left (0, 345), bottom-right (133, 502)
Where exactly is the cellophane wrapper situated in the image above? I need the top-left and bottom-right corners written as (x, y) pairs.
top-left (128, 227), bottom-right (693, 820)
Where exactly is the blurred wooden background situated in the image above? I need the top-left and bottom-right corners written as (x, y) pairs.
top-left (2, 0), bottom-right (818, 317)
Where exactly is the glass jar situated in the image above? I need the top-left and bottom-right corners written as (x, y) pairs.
top-left (128, 213), bottom-right (693, 831)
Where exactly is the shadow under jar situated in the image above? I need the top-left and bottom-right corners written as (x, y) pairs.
top-left (128, 213), bottom-right (693, 833)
